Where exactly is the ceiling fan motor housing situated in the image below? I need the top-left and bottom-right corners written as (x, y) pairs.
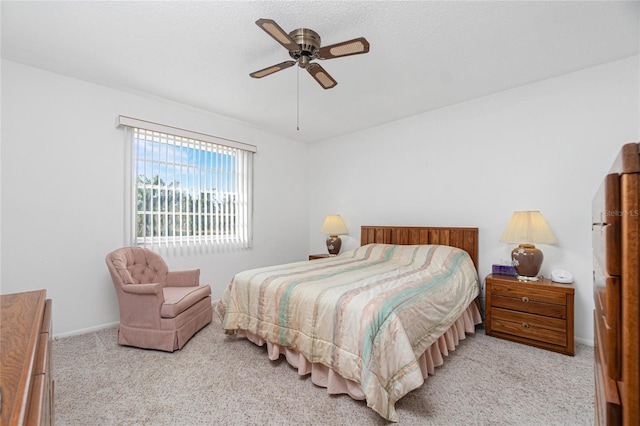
top-left (288, 28), bottom-right (321, 67)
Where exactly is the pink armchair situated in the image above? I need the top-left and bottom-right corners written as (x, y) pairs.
top-left (105, 247), bottom-right (212, 352)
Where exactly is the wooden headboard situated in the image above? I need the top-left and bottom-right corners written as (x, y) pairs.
top-left (360, 226), bottom-right (479, 270)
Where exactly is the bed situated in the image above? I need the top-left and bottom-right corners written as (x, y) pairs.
top-left (215, 226), bottom-right (482, 422)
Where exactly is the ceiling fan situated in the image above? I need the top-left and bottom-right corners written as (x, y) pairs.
top-left (250, 18), bottom-right (370, 90)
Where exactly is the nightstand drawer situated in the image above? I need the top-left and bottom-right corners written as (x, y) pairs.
top-left (490, 282), bottom-right (566, 304)
top-left (490, 283), bottom-right (567, 319)
top-left (492, 307), bottom-right (567, 347)
top-left (491, 318), bottom-right (567, 347)
top-left (491, 295), bottom-right (566, 319)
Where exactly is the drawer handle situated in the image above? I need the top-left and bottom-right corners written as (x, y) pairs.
top-left (522, 296), bottom-right (530, 303)
top-left (522, 323), bottom-right (530, 329)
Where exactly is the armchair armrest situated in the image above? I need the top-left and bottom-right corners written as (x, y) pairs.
top-left (118, 283), bottom-right (164, 328)
top-left (122, 283), bottom-right (162, 295)
top-left (165, 269), bottom-right (200, 287)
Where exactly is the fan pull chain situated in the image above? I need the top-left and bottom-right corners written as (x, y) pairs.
top-left (296, 64), bottom-right (300, 131)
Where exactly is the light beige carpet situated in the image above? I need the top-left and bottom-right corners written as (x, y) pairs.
top-left (53, 316), bottom-right (594, 425)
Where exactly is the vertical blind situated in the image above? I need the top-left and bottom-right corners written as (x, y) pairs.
top-left (118, 116), bottom-right (255, 250)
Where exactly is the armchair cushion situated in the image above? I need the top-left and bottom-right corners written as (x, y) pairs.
top-left (161, 285), bottom-right (211, 318)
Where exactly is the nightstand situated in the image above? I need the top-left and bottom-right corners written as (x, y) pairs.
top-left (485, 274), bottom-right (575, 356)
top-left (309, 254), bottom-right (330, 260)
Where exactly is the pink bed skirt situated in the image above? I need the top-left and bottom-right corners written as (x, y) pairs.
top-left (233, 299), bottom-right (483, 401)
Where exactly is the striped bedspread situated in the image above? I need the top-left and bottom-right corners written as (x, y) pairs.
top-left (216, 243), bottom-right (480, 421)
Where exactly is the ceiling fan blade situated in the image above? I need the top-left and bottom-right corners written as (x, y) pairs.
top-left (317, 37), bottom-right (370, 60)
top-left (255, 18), bottom-right (300, 52)
top-left (307, 63), bottom-right (337, 89)
top-left (250, 61), bottom-right (296, 79)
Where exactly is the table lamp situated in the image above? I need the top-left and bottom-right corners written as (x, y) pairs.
top-left (321, 215), bottom-right (348, 255)
top-left (499, 211), bottom-right (557, 281)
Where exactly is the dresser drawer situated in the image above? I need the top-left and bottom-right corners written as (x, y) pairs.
top-left (28, 374), bottom-right (47, 425)
top-left (594, 310), bottom-right (622, 424)
top-left (490, 283), bottom-right (567, 319)
top-left (34, 332), bottom-right (50, 375)
top-left (592, 173), bottom-right (621, 276)
top-left (491, 308), bottom-right (567, 347)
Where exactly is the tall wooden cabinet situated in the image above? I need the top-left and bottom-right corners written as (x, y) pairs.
top-left (592, 142), bottom-right (640, 425)
top-left (0, 290), bottom-right (54, 425)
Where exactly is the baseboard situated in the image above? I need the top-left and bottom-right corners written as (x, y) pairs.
top-left (53, 321), bottom-right (119, 340)
top-left (52, 303), bottom-right (596, 348)
top-left (53, 299), bottom-right (220, 340)
top-left (575, 336), bottom-right (595, 347)
top-left (53, 298), bottom-right (219, 340)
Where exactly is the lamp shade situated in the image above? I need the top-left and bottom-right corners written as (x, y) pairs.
top-left (321, 215), bottom-right (348, 236)
top-left (499, 211), bottom-right (557, 245)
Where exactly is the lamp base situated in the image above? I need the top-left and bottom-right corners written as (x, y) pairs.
top-left (326, 235), bottom-right (342, 256)
top-left (516, 274), bottom-right (540, 282)
top-left (511, 243), bottom-right (543, 281)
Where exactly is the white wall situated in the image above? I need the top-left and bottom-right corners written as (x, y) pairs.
top-left (308, 56), bottom-right (640, 345)
top-left (3, 56), bottom-right (638, 343)
top-left (1, 60), bottom-right (310, 336)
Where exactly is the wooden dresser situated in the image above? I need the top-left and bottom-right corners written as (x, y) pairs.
top-left (485, 274), bottom-right (575, 356)
top-left (592, 142), bottom-right (640, 425)
top-left (0, 290), bottom-right (54, 425)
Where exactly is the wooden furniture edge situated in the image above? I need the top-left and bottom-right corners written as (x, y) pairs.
top-left (0, 290), bottom-right (47, 425)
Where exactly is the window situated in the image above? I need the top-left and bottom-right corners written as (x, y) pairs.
top-left (118, 116), bottom-right (255, 250)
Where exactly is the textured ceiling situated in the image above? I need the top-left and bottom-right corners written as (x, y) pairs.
top-left (2, 1), bottom-right (639, 143)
